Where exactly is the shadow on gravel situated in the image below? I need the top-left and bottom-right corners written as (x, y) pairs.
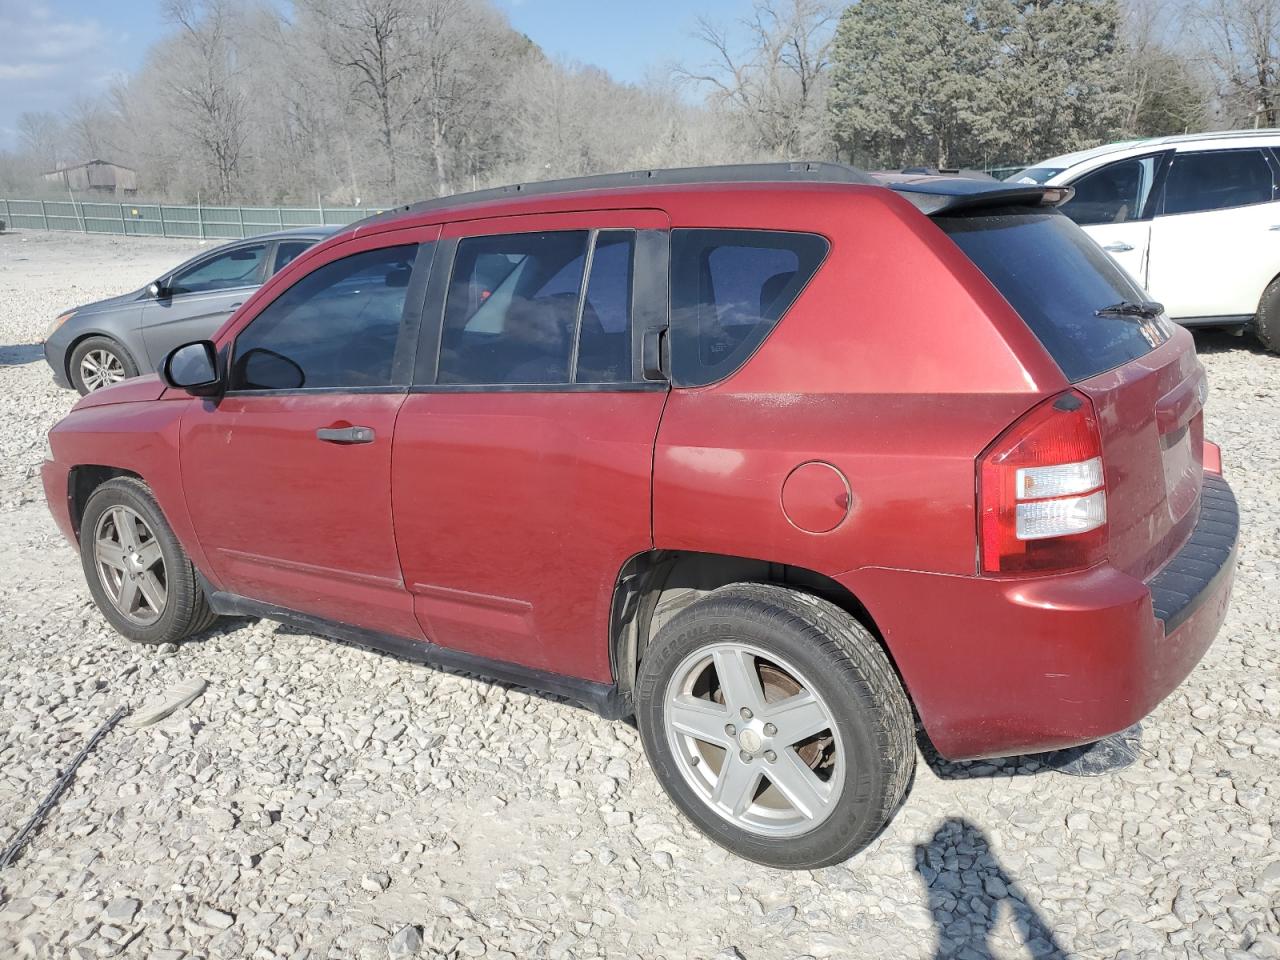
top-left (916, 817), bottom-right (1070, 959)
top-left (0, 343), bottom-right (43, 365)
top-left (1190, 329), bottom-right (1270, 356)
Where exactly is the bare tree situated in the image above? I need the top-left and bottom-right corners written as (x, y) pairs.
top-left (156, 0), bottom-right (250, 202)
top-left (17, 112), bottom-right (65, 171)
top-left (679, 0), bottom-right (838, 157)
top-left (1118, 0), bottom-right (1209, 136)
top-left (1195, 0), bottom-right (1280, 127)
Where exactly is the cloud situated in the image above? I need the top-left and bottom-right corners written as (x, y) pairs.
top-left (0, 2), bottom-right (123, 149)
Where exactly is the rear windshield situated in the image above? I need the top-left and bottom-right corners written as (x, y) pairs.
top-left (937, 209), bottom-right (1168, 381)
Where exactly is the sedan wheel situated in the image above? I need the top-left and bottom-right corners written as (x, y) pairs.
top-left (79, 348), bottom-right (127, 391)
top-left (93, 505), bottom-right (167, 626)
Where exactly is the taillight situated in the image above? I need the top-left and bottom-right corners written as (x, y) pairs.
top-left (978, 389), bottom-right (1107, 574)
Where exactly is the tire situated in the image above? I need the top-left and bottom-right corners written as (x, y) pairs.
top-left (635, 583), bottom-right (915, 869)
top-left (80, 477), bottom-right (218, 645)
top-left (1257, 277), bottom-right (1280, 353)
top-left (69, 336), bottom-right (138, 395)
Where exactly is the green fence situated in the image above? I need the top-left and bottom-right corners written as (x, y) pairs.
top-left (0, 198), bottom-right (390, 239)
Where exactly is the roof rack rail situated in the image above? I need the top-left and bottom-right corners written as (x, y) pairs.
top-left (349, 161), bottom-right (877, 232)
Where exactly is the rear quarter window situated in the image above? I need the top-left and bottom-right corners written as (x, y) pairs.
top-left (937, 209), bottom-right (1170, 382)
top-left (670, 229), bottom-right (828, 387)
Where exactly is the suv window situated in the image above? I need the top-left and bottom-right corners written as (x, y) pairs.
top-left (1162, 149), bottom-right (1275, 215)
top-left (437, 230), bottom-right (639, 386)
top-left (1061, 155), bottom-right (1161, 225)
top-left (230, 244), bottom-right (419, 391)
top-left (273, 240), bottom-right (314, 274)
top-left (170, 243), bottom-right (267, 295)
top-left (939, 209), bottom-right (1169, 382)
top-left (577, 231), bottom-right (635, 383)
top-left (669, 229), bottom-right (829, 387)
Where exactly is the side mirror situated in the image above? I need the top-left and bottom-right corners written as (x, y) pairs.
top-left (162, 340), bottom-right (221, 395)
top-left (148, 281), bottom-right (169, 299)
top-left (236, 347), bottom-right (305, 390)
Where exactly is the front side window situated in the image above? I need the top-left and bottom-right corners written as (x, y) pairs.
top-left (1162, 149), bottom-right (1275, 215)
top-left (669, 229), bottom-right (829, 387)
top-left (170, 243), bottom-right (267, 295)
top-left (437, 229), bottom-right (639, 386)
top-left (1061, 155), bottom-right (1161, 225)
top-left (230, 244), bottom-right (419, 391)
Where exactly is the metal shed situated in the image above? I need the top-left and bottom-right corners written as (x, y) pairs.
top-left (41, 160), bottom-right (139, 196)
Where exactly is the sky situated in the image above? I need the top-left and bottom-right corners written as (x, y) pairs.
top-left (0, 0), bottom-right (752, 152)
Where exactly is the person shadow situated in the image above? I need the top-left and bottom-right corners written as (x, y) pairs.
top-left (914, 817), bottom-right (1070, 959)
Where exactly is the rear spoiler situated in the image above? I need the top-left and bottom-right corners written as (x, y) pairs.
top-left (881, 175), bottom-right (1074, 215)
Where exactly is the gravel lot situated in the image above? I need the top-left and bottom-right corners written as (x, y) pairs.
top-left (1, 229), bottom-right (1277, 960)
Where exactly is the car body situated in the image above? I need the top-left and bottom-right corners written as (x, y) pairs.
top-left (41, 164), bottom-right (1238, 868)
top-left (1010, 129), bottom-right (1280, 344)
top-left (43, 226), bottom-right (337, 393)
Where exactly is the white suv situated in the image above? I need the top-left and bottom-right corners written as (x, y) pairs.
top-left (1011, 129), bottom-right (1280, 351)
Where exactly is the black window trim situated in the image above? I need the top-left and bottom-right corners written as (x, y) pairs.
top-left (1155, 146), bottom-right (1279, 218)
top-left (411, 225), bottom-right (670, 392)
top-left (222, 240), bottom-right (435, 397)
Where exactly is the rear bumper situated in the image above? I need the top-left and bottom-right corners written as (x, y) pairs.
top-left (844, 470), bottom-right (1238, 760)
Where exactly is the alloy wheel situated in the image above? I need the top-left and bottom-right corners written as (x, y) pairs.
top-left (79, 349), bottom-right (126, 391)
top-left (663, 641), bottom-right (844, 838)
top-left (93, 506), bottom-right (167, 625)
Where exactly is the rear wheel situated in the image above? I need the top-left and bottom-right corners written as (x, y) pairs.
top-left (1256, 277), bottom-right (1280, 353)
top-left (635, 583), bottom-right (915, 869)
top-left (80, 477), bottom-right (218, 644)
top-left (69, 336), bottom-right (137, 394)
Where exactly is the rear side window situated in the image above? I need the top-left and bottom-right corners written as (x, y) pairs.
top-left (230, 244), bottom-right (419, 390)
top-left (1162, 149), bottom-right (1275, 215)
top-left (438, 230), bottom-right (638, 386)
top-left (670, 229), bottom-right (828, 386)
top-left (273, 240), bottom-right (314, 274)
top-left (939, 210), bottom-right (1170, 382)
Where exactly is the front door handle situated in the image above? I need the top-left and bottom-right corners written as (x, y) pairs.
top-left (1103, 241), bottom-right (1134, 253)
top-left (229, 302), bottom-right (243, 310)
top-left (316, 425), bottom-right (375, 444)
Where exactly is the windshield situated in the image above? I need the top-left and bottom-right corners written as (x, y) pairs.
top-left (938, 208), bottom-right (1172, 381)
top-left (1004, 167), bottom-right (1065, 185)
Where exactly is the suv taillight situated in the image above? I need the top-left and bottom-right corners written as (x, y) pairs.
top-left (978, 390), bottom-right (1106, 574)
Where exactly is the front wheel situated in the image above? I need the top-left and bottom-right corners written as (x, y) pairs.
top-left (80, 477), bottom-right (218, 644)
top-left (69, 336), bottom-right (137, 394)
top-left (635, 583), bottom-right (915, 869)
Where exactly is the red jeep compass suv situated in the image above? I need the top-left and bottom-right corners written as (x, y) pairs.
top-left (42, 163), bottom-right (1238, 868)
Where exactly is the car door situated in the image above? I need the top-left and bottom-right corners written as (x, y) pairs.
top-left (391, 210), bottom-right (669, 683)
top-left (179, 225), bottom-right (439, 639)
top-left (140, 240), bottom-right (270, 367)
top-left (1146, 147), bottom-right (1280, 320)
top-left (1060, 151), bottom-right (1169, 288)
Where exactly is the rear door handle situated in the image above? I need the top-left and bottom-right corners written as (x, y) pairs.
top-left (1102, 241), bottom-right (1134, 252)
top-left (316, 425), bottom-right (375, 444)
